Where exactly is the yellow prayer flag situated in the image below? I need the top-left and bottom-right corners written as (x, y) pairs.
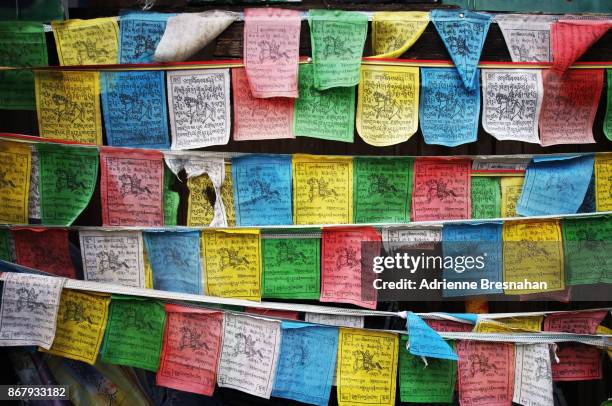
top-left (500, 176), bottom-right (524, 217)
top-left (356, 65), bottom-right (419, 146)
top-left (503, 220), bottom-right (565, 294)
top-left (371, 12), bottom-right (430, 59)
top-left (35, 70), bottom-right (102, 145)
top-left (41, 289), bottom-right (110, 364)
top-left (223, 163), bottom-right (236, 227)
top-left (292, 154), bottom-right (353, 225)
top-left (51, 18), bottom-right (118, 66)
top-left (475, 316), bottom-right (543, 333)
top-left (187, 175), bottom-right (216, 226)
top-left (595, 154), bottom-right (612, 212)
top-left (143, 246), bottom-right (153, 289)
top-left (0, 141), bottom-right (31, 224)
top-left (337, 328), bottom-right (398, 406)
top-left (201, 229), bottom-right (261, 301)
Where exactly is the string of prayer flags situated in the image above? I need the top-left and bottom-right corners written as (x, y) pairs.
top-left (119, 11), bottom-right (173, 64)
top-left (517, 155), bottom-right (595, 216)
top-left (0, 273), bottom-right (64, 350)
top-left (407, 312), bottom-right (458, 360)
top-left (481, 69), bottom-right (543, 144)
top-left (293, 64), bottom-right (355, 142)
top-left (353, 157), bottom-right (413, 223)
top-left (500, 176), bottom-right (524, 217)
top-left (399, 335), bottom-right (456, 403)
top-left (595, 154), bottom-right (612, 212)
top-left (231, 68), bottom-right (294, 141)
top-left (41, 290), bottom-right (110, 365)
top-left (562, 216), bottom-right (612, 285)
top-left (412, 158), bottom-right (471, 221)
top-left (551, 19), bottom-right (612, 74)
top-left (442, 223), bottom-right (503, 296)
top-left (51, 18), bottom-right (119, 66)
top-left (167, 69), bottom-right (231, 150)
top-left (243, 8), bottom-right (300, 98)
top-left (356, 64), bottom-right (419, 146)
top-left (495, 14), bottom-right (556, 62)
top-left (37, 143), bottom-right (98, 225)
top-left (543, 310), bottom-right (607, 334)
top-left (304, 313), bottom-right (364, 328)
top-left (292, 154), bottom-right (353, 225)
top-left (320, 227), bottom-right (380, 309)
top-left (457, 341), bottom-right (515, 406)
top-left (272, 322), bottom-right (338, 406)
top-left (502, 220), bottom-right (565, 294)
top-left (336, 328), bottom-right (398, 406)
top-left (100, 147), bottom-right (164, 227)
top-left (308, 9), bottom-right (368, 90)
top-left (0, 230), bottom-right (12, 261)
top-left (513, 344), bottom-right (554, 406)
top-left (99, 296), bottom-right (166, 372)
top-left (79, 230), bottom-right (146, 288)
top-left (420, 67), bottom-right (480, 146)
top-left (144, 231), bottom-right (203, 295)
top-left (154, 11), bottom-right (238, 62)
top-left (471, 177), bottom-right (501, 219)
top-left (13, 228), bottom-right (76, 279)
top-left (0, 141), bottom-right (31, 224)
top-left (551, 343), bottom-right (602, 381)
top-left (0, 22), bottom-right (47, 110)
top-left (35, 71), bottom-right (102, 145)
top-left (163, 167), bottom-right (179, 226)
top-left (100, 71), bottom-right (170, 149)
top-left (371, 12), bottom-right (430, 59)
top-left (606, 69), bottom-right (612, 140)
top-left (201, 229), bottom-right (262, 301)
top-left (156, 305), bottom-right (223, 396)
top-left (431, 9), bottom-right (492, 89)
top-left (28, 149), bottom-right (40, 221)
top-left (539, 69), bottom-right (603, 146)
top-left (262, 233), bottom-right (320, 300)
top-left (217, 314), bottom-right (281, 398)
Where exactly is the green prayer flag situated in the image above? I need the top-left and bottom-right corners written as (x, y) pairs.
top-left (605, 69), bottom-right (612, 141)
top-left (471, 177), bottom-right (501, 219)
top-left (0, 22), bottom-right (47, 110)
top-left (399, 335), bottom-right (457, 403)
top-left (353, 157), bottom-right (413, 223)
top-left (0, 229), bottom-right (12, 261)
top-left (164, 166), bottom-right (179, 226)
top-left (308, 9), bottom-right (368, 90)
top-left (293, 64), bottom-right (355, 142)
top-left (100, 296), bottom-right (166, 372)
top-left (262, 233), bottom-right (320, 299)
top-left (562, 216), bottom-right (612, 285)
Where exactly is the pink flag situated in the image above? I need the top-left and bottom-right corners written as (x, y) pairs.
top-left (543, 310), bottom-right (607, 334)
top-left (231, 68), bottom-right (295, 141)
top-left (551, 20), bottom-right (611, 73)
top-left (539, 69), bottom-right (603, 146)
top-left (411, 158), bottom-right (471, 221)
top-left (426, 319), bottom-right (473, 332)
top-left (552, 343), bottom-right (602, 381)
top-left (320, 227), bottom-right (381, 310)
top-left (100, 147), bottom-right (164, 227)
top-left (243, 8), bottom-right (301, 98)
top-left (12, 228), bottom-right (76, 279)
top-left (457, 341), bottom-right (515, 406)
top-left (245, 308), bottom-right (300, 320)
top-left (156, 304), bottom-right (224, 396)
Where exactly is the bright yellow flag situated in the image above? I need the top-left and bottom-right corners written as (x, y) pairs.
top-left (0, 141), bottom-right (31, 224)
top-left (500, 176), bottom-right (524, 217)
top-left (143, 246), bottom-right (153, 289)
top-left (337, 328), bottom-right (398, 406)
top-left (201, 229), bottom-right (261, 301)
top-left (475, 316), bottom-right (543, 333)
top-left (51, 18), bottom-right (118, 66)
top-left (595, 154), bottom-right (612, 211)
top-left (356, 65), bottom-right (419, 146)
top-left (371, 12), bottom-right (430, 59)
top-left (503, 220), bottom-right (565, 294)
top-left (292, 154), bottom-right (353, 225)
top-left (41, 289), bottom-right (110, 364)
top-left (187, 175), bottom-right (217, 226)
top-left (223, 163), bottom-right (236, 226)
top-left (35, 70), bottom-right (102, 144)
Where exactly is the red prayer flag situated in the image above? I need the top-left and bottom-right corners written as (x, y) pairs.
top-left (12, 228), bottom-right (76, 279)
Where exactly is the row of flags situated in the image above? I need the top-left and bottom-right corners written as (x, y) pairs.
top-left (0, 270), bottom-right (609, 406)
top-left (0, 214), bottom-right (610, 305)
top-left (1, 138), bottom-right (611, 227)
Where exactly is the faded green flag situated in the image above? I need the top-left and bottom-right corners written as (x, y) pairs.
top-left (293, 64), bottom-right (355, 142)
top-left (471, 177), bottom-right (501, 219)
top-left (308, 9), bottom-right (368, 90)
top-left (0, 22), bottom-right (47, 110)
top-left (100, 296), bottom-right (166, 372)
top-left (562, 216), bottom-right (612, 285)
top-left (353, 157), bottom-right (413, 223)
top-left (605, 69), bottom-right (612, 140)
top-left (37, 143), bottom-right (98, 226)
top-left (399, 335), bottom-right (457, 403)
top-left (262, 232), bottom-right (320, 300)
top-left (0, 229), bottom-right (12, 261)
top-left (163, 166), bottom-right (179, 226)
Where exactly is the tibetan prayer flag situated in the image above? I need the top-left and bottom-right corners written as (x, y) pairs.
top-left (471, 177), bottom-right (501, 219)
top-left (305, 313), bottom-right (364, 328)
top-left (495, 14), bottom-right (555, 62)
top-left (551, 19), bottom-right (612, 74)
top-left (13, 228), bottom-right (76, 279)
top-left (163, 166), bottom-right (179, 226)
top-left (500, 176), bottom-right (524, 217)
top-left (552, 343), bottom-right (602, 381)
top-left (52, 18), bottom-right (119, 65)
top-left (371, 12), bottom-right (429, 59)
top-left (606, 70), bottom-right (612, 140)
top-left (28, 149), bottom-right (40, 221)
top-left (0, 141), bottom-right (31, 224)
top-left (595, 154), bottom-right (612, 211)
top-left (513, 344), bottom-right (554, 406)
top-left (543, 310), bottom-right (606, 334)
top-left (0, 230), bottom-right (11, 261)
top-left (119, 11), bottom-right (173, 64)
top-left (407, 312), bottom-right (457, 360)
top-left (562, 216), bottom-right (612, 285)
